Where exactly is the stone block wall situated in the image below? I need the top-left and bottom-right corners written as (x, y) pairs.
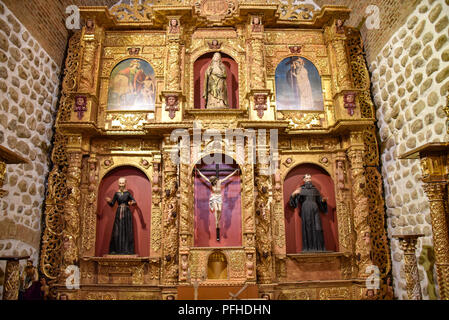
top-left (315, 0), bottom-right (422, 63)
top-left (0, 2), bottom-right (60, 297)
top-left (369, 0), bottom-right (449, 299)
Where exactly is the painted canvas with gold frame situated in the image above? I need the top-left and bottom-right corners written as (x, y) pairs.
top-left (275, 56), bottom-right (324, 111)
top-left (107, 58), bottom-right (156, 111)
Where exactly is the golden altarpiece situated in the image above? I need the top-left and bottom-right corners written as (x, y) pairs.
top-left (39, 0), bottom-right (392, 300)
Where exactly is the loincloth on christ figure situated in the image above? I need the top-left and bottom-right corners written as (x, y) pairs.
top-left (209, 193), bottom-right (222, 212)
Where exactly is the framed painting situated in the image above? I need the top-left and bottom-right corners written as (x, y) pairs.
top-left (107, 58), bottom-right (156, 111)
top-left (275, 56), bottom-right (324, 111)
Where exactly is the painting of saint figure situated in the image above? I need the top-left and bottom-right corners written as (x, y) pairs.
top-left (107, 58), bottom-right (156, 111)
top-left (275, 56), bottom-right (324, 111)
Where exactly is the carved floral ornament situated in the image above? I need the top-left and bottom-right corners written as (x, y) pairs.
top-left (108, 0), bottom-right (321, 23)
top-left (194, 0), bottom-right (238, 22)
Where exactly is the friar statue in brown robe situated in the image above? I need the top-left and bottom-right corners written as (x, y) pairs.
top-left (289, 174), bottom-right (328, 252)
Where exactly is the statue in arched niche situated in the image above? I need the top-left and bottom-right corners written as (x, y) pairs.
top-left (105, 177), bottom-right (146, 254)
top-left (289, 174), bottom-right (328, 252)
top-left (203, 52), bottom-right (229, 109)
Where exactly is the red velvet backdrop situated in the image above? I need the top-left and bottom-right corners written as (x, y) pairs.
top-left (283, 164), bottom-right (338, 253)
top-left (194, 52), bottom-right (239, 109)
top-left (194, 157), bottom-right (242, 247)
top-left (96, 166), bottom-right (151, 257)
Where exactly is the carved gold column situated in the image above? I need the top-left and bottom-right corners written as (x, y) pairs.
top-left (179, 134), bottom-right (192, 245)
top-left (166, 42), bottom-right (181, 92)
top-left (161, 136), bottom-right (179, 285)
top-left (162, 17), bottom-right (183, 121)
top-left (73, 18), bottom-right (103, 123)
top-left (394, 234), bottom-right (424, 300)
top-left (151, 154), bottom-right (162, 257)
top-left (255, 140), bottom-right (273, 284)
top-left (420, 148), bottom-right (449, 299)
top-left (0, 256), bottom-right (29, 300)
top-left (242, 133), bottom-right (256, 249)
top-left (178, 130), bottom-right (193, 283)
top-left (78, 24), bottom-right (101, 94)
top-left (247, 16), bottom-right (271, 120)
top-left (324, 19), bottom-right (352, 92)
top-left (272, 151), bottom-right (286, 281)
top-left (422, 178), bottom-right (449, 300)
top-left (334, 153), bottom-right (354, 278)
top-left (400, 143), bottom-right (449, 300)
top-left (81, 154), bottom-right (98, 257)
top-left (347, 132), bottom-right (373, 278)
top-left (248, 16), bottom-right (265, 90)
top-left (61, 135), bottom-right (83, 283)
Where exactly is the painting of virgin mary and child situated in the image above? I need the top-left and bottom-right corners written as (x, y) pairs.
top-left (107, 58), bottom-right (156, 111)
top-left (275, 56), bottom-right (324, 111)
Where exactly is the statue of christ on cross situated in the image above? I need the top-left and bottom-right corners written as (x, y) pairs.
top-left (195, 165), bottom-right (239, 241)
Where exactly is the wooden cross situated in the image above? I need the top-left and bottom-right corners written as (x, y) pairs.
top-left (196, 164), bottom-right (234, 180)
top-left (186, 268), bottom-right (205, 300)
top-left (229, 282), bottom-right (249, 300)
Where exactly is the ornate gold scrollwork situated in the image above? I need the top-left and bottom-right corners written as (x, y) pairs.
top-left (278, 0), bottom-right (317, 21)
top-left (2, 260), bottom-right (20, 300)
top-left (40, 132), bottom-right (69, 288)
top-left (58, 32), bottom-right (82, 122)
top-left (110, 0), bottom-right (154, 23)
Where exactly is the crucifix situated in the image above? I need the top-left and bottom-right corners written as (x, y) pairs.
top-left (195, 164), bottom-right (239, 241)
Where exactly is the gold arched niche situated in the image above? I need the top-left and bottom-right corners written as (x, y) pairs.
top-left (188, 43), bottom-right (246, 110)
top-left (207, 250), bottom-right (228, 280)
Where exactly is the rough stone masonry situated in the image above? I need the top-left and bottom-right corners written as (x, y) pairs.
top-left (0, 1), bottom-right (61, 297)
top-left (370, 0), bottom-right (449, 300)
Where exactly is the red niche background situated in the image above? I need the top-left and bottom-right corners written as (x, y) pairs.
top-left (96, 166), bottom-right (151, 257)
top-left (194, 51), bottom-right (239, 109)
top-left (194, 155), bottom-right (242, 247)
top-left (283, 163), bottom-right (338, 253)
